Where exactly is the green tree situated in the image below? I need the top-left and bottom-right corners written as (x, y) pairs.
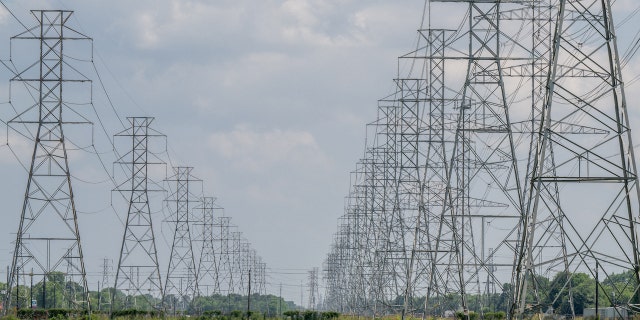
top-left (545, 272), bottom-right (595, 315)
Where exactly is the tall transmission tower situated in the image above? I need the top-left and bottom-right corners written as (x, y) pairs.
top-left (516, 0), bottom-right (640, 317)
top-left (308, 268), bottom-right (319, 311)
top-left (112, 117), bottom-right (165, 311)
top-left (196, 196), bottom-right (222, 296)
top-left (230, 232), bottom-right (245, 294)
top-left (214, 216), bottom-right (236, 296)
top-left (164, 166), bottom-right (201, 312)
top-left (427, 2), bottom-right (525, 318)
top-left (4, 10), bottom-right (92, 312)
top-left (99, 258), bottom-right (113, 311)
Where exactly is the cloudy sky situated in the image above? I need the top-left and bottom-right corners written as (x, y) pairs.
top-left (0, 0), bottom-right (431, 303)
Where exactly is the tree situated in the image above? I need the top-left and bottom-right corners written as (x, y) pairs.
top-left (545, 272), bottom-right (595, 315)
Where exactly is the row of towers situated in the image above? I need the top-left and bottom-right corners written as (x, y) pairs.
top-left (323, 1), bottom-right (640, 319)
top-left (2, 10), bottom-right (266, 313)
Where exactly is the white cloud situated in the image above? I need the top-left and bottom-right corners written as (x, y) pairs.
top-left (135, 12), bottom-right (159, 48)
top-left (207, 124), bottom-right (329, 172)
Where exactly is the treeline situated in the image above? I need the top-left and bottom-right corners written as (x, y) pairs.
top-left (3, 309), bottom-right (341, 320)
top-left (390, 270), bottom-right (636, 317)
top-left (191, 293), bottom-right (297, 315)
top-left (0, 274), bottom-right (298, 315)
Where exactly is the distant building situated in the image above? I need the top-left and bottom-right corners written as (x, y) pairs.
top-left (583, 307), bottom-right (628, 319)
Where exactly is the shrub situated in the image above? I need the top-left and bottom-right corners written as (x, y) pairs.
top-left (48, 309), bottom-right (70, 319)
top-left (283, 311), bottom-right (300, 320)
top-left (79, 314), bottom-right (100, 320)
top-left (456, 311), bottom-right (478, 320)
top-left (16, 309), bottom-right (32, 320)
top-left (320, 312), bottom-right (340, 320)
top-left (204, 311), bottom-right (222, 317)
top-left (33, 310), bottom-right (48, 320)
top-left (303, 311), bottom-right (319, 320)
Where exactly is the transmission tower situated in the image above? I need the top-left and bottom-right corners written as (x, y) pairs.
top-left (4, 10), bottom-right (92, 312)
top-left (308, 268), bottom-right (319, 311)
top-left (428, 1), bottom-right (525, 317)
top-left (214, 216), bottom-right (236, 296)
top-left (323, 1), bottom-right (529, 317)
top-left (164, 167), bottom-right (201, 312)
top-left (196, 196), bottom-right (222, 296)
top-left (239, 242), bottom-right (251, 294)
top-left (254, 262), bottom-right (266, 295)
top-left (323, 1), bottom-right (640, 319)
top-left (112, 117), bottom-right (165, 311)
top-left (99, 258), bottom-right (113, 311)
top-left (516, 0), bottom-right (640, 317)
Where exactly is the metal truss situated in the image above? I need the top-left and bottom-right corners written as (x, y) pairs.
top-left (324, 1), bottom-right (640, 320)
top-left (4, 10), bottom-right (92, 312)
top-left (112, 117), bottom-right (165, 311)
top-left (196, 197), bottom-right (222, 296)
top-left (427, 2), bottom-right (525, 319)
top-left (213, 216), bottom-right (237, 296)
top-left (308, 268), bottom-right (319, 310)
top-left (99, 258), bottom-right (113, 311)
top-left (515, 0), bottom-right (640, 318)
top-left (208, 215), bottom-right (267, 298)
top-left (164, 167), bottom-right (201, 312)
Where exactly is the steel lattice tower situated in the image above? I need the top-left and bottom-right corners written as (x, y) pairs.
top-left (323, 1), bottom-right (528, 317)
top-left (4, 10), bottom-right (91, 312)
top-left (214, 216), bottom-right (236, 296)
top-left (99, 258), bottom-right (113, 311)
top-left (164, 167), bottom-right (201, 312)
top-left (112, 117), bottom-right (165, 311)
top-left (231, 232), bottom-right (244, 294)
top-left (196, 196), bottom-right (221, 296)
top-left (426, 2), bottom-right (525, 318)
top-left (308, 268), bottom-right (319, 310)
top-left (515, 0), bottom-right (640, 317)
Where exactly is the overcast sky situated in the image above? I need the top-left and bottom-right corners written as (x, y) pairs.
top-left (0, 0), bottom-right (431, 303)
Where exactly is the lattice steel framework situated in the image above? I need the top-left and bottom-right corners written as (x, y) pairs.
top-left (112, 117), bottom-right (165, 311)
top-left (99, 258), bottom-right (113, 311)
top-left (308, 268), bottom-right (319, 310)
top-left (214, 216), bottom-right (237, 295)
top-left (196, 196), bottom-right (222, 296)
top-left (426, 2), bottom-right (525, 319)
top-left (4, 10), bottom-right (91, 312)
top-left (324, 1), bottom-right (640, 319)
top-left (515, 0), bottom-right (640, 318)
top-left (164, 167), bottom-right (201, 312)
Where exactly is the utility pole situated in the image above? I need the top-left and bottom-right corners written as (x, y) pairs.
top-left (29, 269), bottom-right (33, 309)
top-left (42, 274), bottom-right (46, 309)
top-left (596, 261), bottom-right (599, 320)
top-left (279, 283), bottom-right (282, 318)
top-left (247, 268), bottom-right (251, 319)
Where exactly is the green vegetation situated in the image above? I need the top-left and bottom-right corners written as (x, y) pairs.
top-left (382, 270), bottom-right (637, 317)
top-left (0, 275), bottom-right (297, 317)
top-left (0, 269), bottom-right (636, 318)
top-left (0, 311), bottom-right (342, 320)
